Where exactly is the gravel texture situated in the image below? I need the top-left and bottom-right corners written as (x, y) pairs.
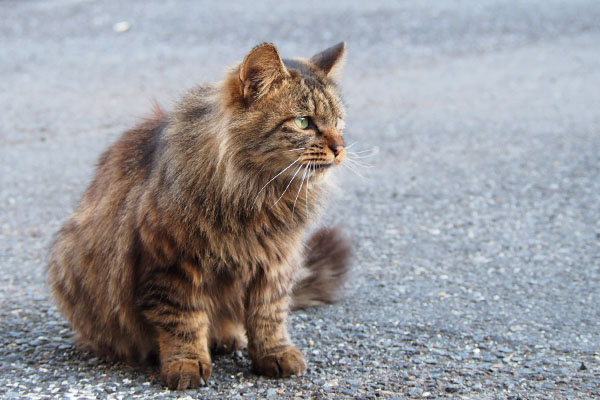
top-left (1, 0), bottom-right (599, 398)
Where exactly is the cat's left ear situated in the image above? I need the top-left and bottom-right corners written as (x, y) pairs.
top-left (239, 43), bottom-right (289, 102)
top-left (310, 42), bottom-right (346, 82)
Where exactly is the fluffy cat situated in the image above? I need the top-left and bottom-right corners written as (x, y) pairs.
top-left (48, 42), bottom-right (350, 390)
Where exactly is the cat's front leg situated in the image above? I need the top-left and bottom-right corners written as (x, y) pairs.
top-left (140, 278), bottom-right (212, 390)
top-left (156, 324), bottom-right (211, 390)
top-left (246, 269), bottom-right (307, 378)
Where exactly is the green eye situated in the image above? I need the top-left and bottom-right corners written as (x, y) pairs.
top-left (294, 117), bottom-right (309, 130)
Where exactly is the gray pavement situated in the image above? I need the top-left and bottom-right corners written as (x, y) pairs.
top-left (1, 0), bottom-right (599, 398)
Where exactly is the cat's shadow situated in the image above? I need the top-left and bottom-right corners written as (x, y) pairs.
top-left (12, 299), bottom-right (314, 391)
top-left (34, 312), bottom-right (261, 389)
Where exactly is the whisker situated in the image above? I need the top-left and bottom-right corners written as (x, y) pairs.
top-left (345, 142), bottom-right (359, 150)
top-left (305, 162), bottom-right (311, 219)
top-left (348, 147), bottom-right (378, 155)
top-left (342, 162), bottom-right (361, 178)
top-left (288, 148), bottom-right (306, 152)
top-left (292, 162), bottom-right (309, 215)
top-left (346, 152), bottom-right (377, 160)
top-left (253, 157), bottom-right (301, 208)
top-left (345, 157), bottom-right (374, 169)
top-left (346, 146), bottom-right (379, 157)
top-left (342, 162), bottom-right (366, 180)
top-left (272, 164), bottom-right (303, 207)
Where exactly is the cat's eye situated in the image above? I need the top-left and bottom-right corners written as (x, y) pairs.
top-left (293, 117), bottom-right (309, 130)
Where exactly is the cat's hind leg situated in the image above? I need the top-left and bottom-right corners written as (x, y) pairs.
top-left (210, 317), bottom-right (246, 355)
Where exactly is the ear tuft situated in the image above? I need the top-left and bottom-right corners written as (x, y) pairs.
top-left (239, 43), bottom-right (289, 101)
top-left (310, 42), bottom-right (346, 81)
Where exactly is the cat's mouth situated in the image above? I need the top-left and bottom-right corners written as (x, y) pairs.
top-left (308, 163), bottom-right (333, 172)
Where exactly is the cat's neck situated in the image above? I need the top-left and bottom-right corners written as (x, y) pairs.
top-left (217, 156), bottom-right (325, 230)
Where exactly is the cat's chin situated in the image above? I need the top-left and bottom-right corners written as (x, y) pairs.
top-left (309, 163), bottom-right (335, 182)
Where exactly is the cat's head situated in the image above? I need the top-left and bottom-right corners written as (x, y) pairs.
top-left (224, 42), bottom-right (347, 180)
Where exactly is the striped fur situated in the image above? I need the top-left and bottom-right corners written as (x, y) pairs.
top-left (48, 42), bottom-right (350, 390)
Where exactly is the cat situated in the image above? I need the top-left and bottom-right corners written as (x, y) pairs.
top-left (48, 42), bottom-right (351, 390)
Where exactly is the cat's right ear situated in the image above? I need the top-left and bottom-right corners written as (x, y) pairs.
top-left (239, 43), bottom-right (289, 103)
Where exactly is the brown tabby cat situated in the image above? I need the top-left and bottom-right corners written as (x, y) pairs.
top-left (48, 42), bottom-right (350, 390)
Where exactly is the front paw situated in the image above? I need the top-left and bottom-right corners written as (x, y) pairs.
top-left (252, 346), bottom-right (307, 378)
top-left (160, 357), bottom-right (212, 390)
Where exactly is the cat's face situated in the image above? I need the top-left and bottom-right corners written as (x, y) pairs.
top-left (226, 43), bottom-right (347, 180)
top-left (258, 66), bottom-right (346, 177)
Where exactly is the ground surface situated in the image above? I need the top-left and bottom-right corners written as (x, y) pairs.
top-left (1, 0), bottom-right (599, 399)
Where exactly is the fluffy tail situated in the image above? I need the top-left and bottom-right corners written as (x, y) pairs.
top-left (291, 227), bottom-right (351, 310)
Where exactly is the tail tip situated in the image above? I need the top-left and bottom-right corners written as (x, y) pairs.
top-left (292, 227), bottom-right (351, 310)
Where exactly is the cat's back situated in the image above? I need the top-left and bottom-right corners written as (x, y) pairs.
top-left (47, 106), bottom-right (171, 360)
top-left (49, 84), bottom-right (220, 276)
top-left (49, 103), bottom-right (171, 268)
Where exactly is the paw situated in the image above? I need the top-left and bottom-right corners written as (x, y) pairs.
top-left (211, 333), bottom-right (244, 355)
top-left (252, 346), bottom-right (307, 378)
top-left (160, 357), bottom-right (212, 390)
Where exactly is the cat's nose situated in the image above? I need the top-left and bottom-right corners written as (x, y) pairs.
top-left (329, 143), bottom-right (344, 156)
top-left (330, 144), bottom-right (346, 165)
top-left (325, 129), bottom-right (345, 164)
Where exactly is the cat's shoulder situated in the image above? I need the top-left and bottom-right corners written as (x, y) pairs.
top-left (175, 84), bottom-right (220, 124)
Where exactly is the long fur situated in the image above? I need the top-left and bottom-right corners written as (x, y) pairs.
top-left (292, 228), bottom-right (351, 310)
top-left (47, 42), bottom-right (350, 390)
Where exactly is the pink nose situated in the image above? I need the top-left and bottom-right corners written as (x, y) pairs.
top-left (330, 144), bottom-right (346, 165)
top-left (329, 144), bottom-right (344, 156)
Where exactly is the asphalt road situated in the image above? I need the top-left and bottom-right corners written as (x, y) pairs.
top-left (1, 0), bottom-right (599, 399)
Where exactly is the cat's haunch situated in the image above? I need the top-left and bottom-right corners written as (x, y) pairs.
top-left (48, 42), bottom-right (350, 390)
